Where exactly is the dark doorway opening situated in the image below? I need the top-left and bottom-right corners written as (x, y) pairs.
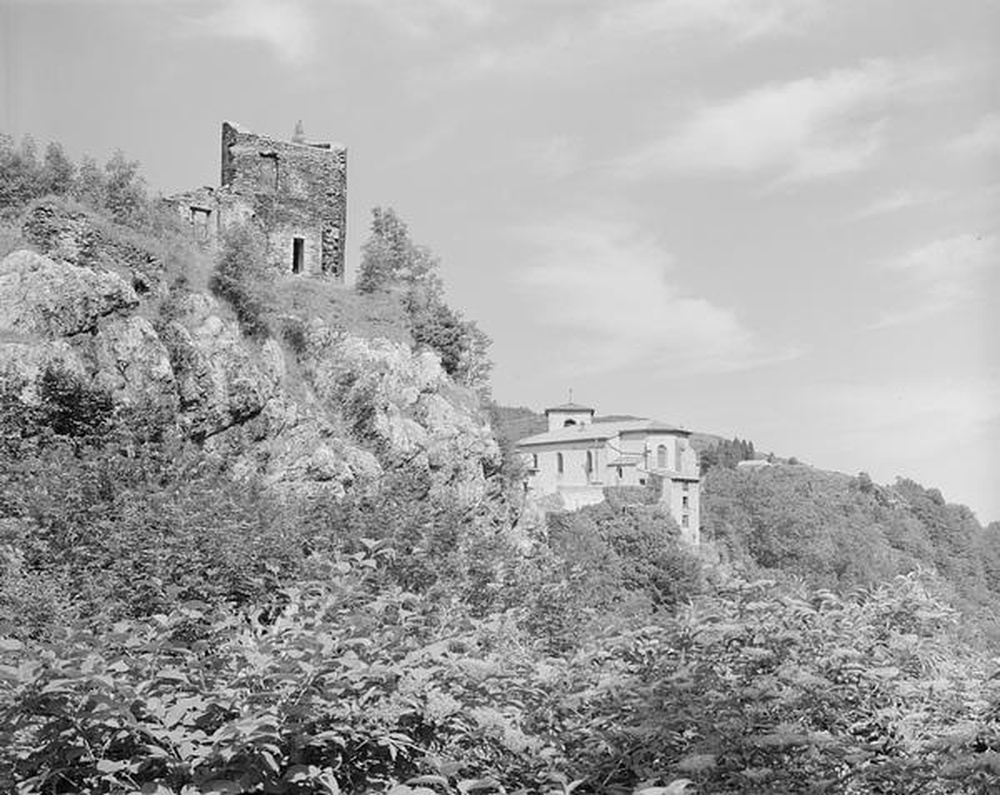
top-left (292, 237), bottom-right (305, 274)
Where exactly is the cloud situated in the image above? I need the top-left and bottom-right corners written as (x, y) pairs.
top-left (410, 0), bottom-right (825, 90)
top-left (871, 233), bottom-right (998, 328)
top-left (356, 0), bottom-right (495, 37)
top-left (185, 0), bottom-right (317, 66)
top-left (848, 188), bottom-right (941, 220)
top-left (948, 112), bottom-right (1000, 157)
top-left (809, 377), bottom-right (1000, 519)
top-left (513, 218), bottom-right (799, 376)
top-left (518, 135), bottom-right (585, 179)
top-left (598, 0), bottom-right (824, 42)
top-left (816, 378), bottom-right (1000, 511)
top-left (616, 59), bottom-right (951, 185)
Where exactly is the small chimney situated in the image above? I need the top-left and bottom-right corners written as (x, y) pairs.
top-left (291, 120), bottom-right (306, 144)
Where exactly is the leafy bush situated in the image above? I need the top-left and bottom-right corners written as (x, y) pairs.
top-left (550, 572), bottom-right (1000, 794)
top-left (0, 550), bottom-right (566, 794)
top-left (210, 223), bottom-right (272, 340)
top-left (546, 500), bottom-right (704, 619)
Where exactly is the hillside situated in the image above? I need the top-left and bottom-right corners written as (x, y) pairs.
top-left (701, 463), bottom-right (1000, 619)
top-left (1, 139), bottom-right (999, 795)
top-left (498, 398), bottom-right (1000, 622)
top-left (0, 195), bottom-right (500, 507)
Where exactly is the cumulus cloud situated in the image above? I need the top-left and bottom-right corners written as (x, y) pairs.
top-left (513, 218), bottom-right (799, 376)
top-left (616, 59), bottom-right (951, 185)
top-left (948, 112), bottom-right (1000, 157)
top-left (186, 0), bottom-right (317, 66)
top-left (871, 233), bottom-right (998, 328)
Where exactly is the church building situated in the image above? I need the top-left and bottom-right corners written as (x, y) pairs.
top-left (516, 401), bottom-right (701, 543)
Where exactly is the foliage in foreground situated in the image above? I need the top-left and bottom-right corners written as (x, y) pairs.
top-left (2, 552), bottom-right (998, 794)
top-left (2, 367), bottom-right (1000, 793)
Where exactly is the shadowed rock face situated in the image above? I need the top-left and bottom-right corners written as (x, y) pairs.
top-left (0, 241), bottom-right (499, 506)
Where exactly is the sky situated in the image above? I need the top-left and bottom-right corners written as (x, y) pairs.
top-left (2, 0), bottom-right (998, 521)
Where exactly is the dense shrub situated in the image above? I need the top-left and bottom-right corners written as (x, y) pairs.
top-left (550, 572), bottom-right (1000, 794)
top-left (547, 501), bottom-right (704, 616)
top-left (2, 557), bottom-right (996, 794)
top-left (0, 552), bottom-right (565, 794)
top-left (209, 223), bottom-right (273, 339)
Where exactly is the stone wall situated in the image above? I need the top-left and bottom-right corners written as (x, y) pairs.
top-left (166, 122), bottom-right (347, 282)
top-left (221, 122), bottom-right (346, 280)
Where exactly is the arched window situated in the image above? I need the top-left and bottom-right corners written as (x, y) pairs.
top-left (563, 419), bottom-right (577, 427)
top-left (675, 439), bottom-right (685, 471)
top-left (657, 444), bottom-right (668, 468)
top-left (557, 452), bottom-right (564, 475)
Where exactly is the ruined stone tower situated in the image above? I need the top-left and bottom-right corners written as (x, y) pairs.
top-left (168, 121), bottom-right (347, 281)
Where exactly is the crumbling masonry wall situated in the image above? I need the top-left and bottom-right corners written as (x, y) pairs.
top-left (167, 122), bottom-right (347, 282)
top-left (221, 122), bottom-right (347, 280)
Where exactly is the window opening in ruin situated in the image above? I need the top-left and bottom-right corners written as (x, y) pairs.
top-left (259, 152), bottom-right (279, 192)
top-left (682, 496), bottom-right (689, 509)
top-left (292, 237), bottom-right (305, 274)
top-left (191, 207), bottom-right (211, 241)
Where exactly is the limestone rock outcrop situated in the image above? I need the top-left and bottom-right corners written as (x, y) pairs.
top-left (0, 250), bottom-right (137, 337)
top-left (92, 316), bottom-right (176, 409)
top-left (0, 240), bottom-right (500, 507)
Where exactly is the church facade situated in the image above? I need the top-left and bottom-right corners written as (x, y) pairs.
top-left (516, 402), bottom-right (701, 543)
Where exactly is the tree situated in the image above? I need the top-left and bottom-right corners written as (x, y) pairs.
top-left (0, 134), bottom-right (44, 210)
top-left (357, 207), bottom-right (441, 294)
top-left (40, 141), bottom-right (75, 196)
top-left (357, 207), bottom-right (492, 388)
top-left (104, 149), bottom-right (146, 224)
top-left (74, 155), bottom-right (107, 209)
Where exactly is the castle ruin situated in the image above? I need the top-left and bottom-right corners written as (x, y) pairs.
top-left (168, 121), bottom-right (347, 281)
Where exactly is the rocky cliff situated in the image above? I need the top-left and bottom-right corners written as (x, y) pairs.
top-left (0, 200), bottom-right (500, 505)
